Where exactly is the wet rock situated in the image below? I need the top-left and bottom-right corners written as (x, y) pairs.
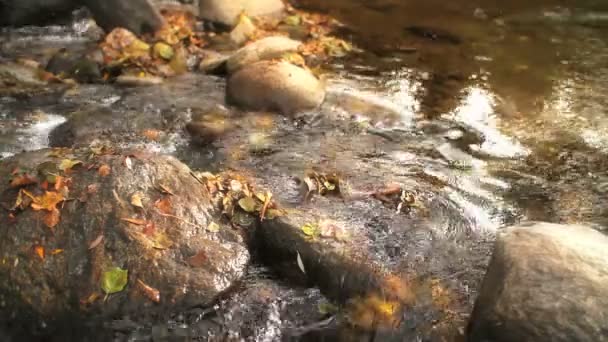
top-left (82, 0), bottom-right (164, 35)
top-left (226, 36), bottom-right (302, 73)
top-left (0, 62), bottom-right (47, 86)
top-left (199, 0), bottom-right (284, 26)
top-left (0, 0), bottom-right (78, 27)
top-left (229, 14), bottom-right (257, 46)
top-left (46, 49), bottom-right (101, 83)
top-left (115, 74), bottom-right (164, 86)
top-left (186, 106), bottom-right (234, 144)
top-left (226, 60), bottom-right (325, 115)
top-left (0, 149), bottom-right (249, 338)
top-left (198, 50), bottom-right (229, 74)
top-left (468, 222), bottom-right (608, 342)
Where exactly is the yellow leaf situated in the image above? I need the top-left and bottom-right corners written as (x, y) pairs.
top-left (206, 222), bottom-right (220, 233)
top-left (130, 192), bottom-right (144, 208)
top-left (153, 42), bottom-right (174, 60)
top-left (58, 159), bottom-right (82, 172)
top-left (238, 197), bottom-right (258, 213)
top-left (301, 223), bottom-right (318, 237)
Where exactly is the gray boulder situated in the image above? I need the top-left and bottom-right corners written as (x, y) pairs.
top-left (226, 36), bottom-right (302, 73)
top-left (82, 0), bottom-right (164, 35)
top-left (467, 222), bottom-right (608, 342)
top-left (199, 0), bottom-right (284, 26)
top-left (0, 0), bottom-right (77, 26)
top-left (226, 60), bottom-right (325, 115)
top-left (0, 149), bottom-right (249, 337)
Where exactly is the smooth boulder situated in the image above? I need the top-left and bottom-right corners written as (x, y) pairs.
top-left (0, 149), bottom-right (249, 337)
top-left (226, 36), bottom-right (302, 73)
top-left (82, 0), bottom-right (164, 35)
top-left (199, 0), bottom-right (284, 26)
top-left (467, 222), bottom-right (608, 342)
top-left (226, 60), bottom-right (325, 115)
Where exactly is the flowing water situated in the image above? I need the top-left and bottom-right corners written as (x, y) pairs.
top-left (1, 0), bottom-right (608, 340)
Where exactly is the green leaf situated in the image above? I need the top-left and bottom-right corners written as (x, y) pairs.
top-left (301, 223), bottom-right (318, 237)
top-left (154, 42), bottom-right (174, 60)
top-left (238, 197), bottom-right (257, 213)
top-left (101, 267), bottom-right (128, 294)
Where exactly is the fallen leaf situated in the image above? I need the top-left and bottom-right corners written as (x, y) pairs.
top-left (153, 42), bottom-right (174, 60)
top-left (98, 164), bottom-right (111, 177)
top-left (131, 192), bottom-right (144, 208)
top-left (206, 222), bottom-right (220, 233)
top-left (88, 235), bottom-right (104, 250)
top-left (10, 189), bottom-right (29, 211)
top-left (51, 249), bottom-right (64, 255)
top-left (137, 279), bottom-right (160, 303)
top-left (264, 209), bottom-right (283, 220)
top-left (121, 217), bottom-right (146, 225)
top-left (297, 251), bottom-right (306, 274)
top-left (124, 156), bottom-right (133, 170)
top-left (238, 197), bottom-right (257, 213)
top-left (26, 190), bottom-right (64, 211)
top-left (58, 159), bottom-right (82, 172)
top-left (154, 197), bottom-right (172, 215)
top-left (187, 251), bottom-right (207, 267)
top-left (143, 221), bottom-right (156, 236)
top-left (80, 292), bottom-right (100, 306)
top-left (157, 183), bottom-right (174, 195)
top-left (101, 267), bottom-right (128, 295)
top-left (10, 173), bottom-right (38, 188)
top-left (33, 245), bottom-right (45, 260)
top-left (142, 129), bottom-right (162, 141)
top-left (150, 231), bottom-right (173, 250)
top-left (44, 208), bottom-right (61, 228)
top-left (260, 191), bottom-right (273, 220)
top-left (301, 223), bottom-right (319, 237)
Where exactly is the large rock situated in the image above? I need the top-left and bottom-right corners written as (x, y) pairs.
top-left (82, 0), bottom-right (164, 35)
top-left (467, 222), bottom-right (608, 342)
top-left (226, 36), bottom-right (302, 73)
top-left (0, 149), bottom-right (249, 338)
top-left (199, 0), bottom-right (284, 26)
top-left (226, 60), bottom-right (325, 115)
top-left (0, 0), bottom-right (77, 26)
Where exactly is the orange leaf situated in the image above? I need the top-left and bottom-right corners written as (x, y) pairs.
top-left (88, 234), bottom-right (104, 250)
top-left (10, 173), bottom-right (38, 188)
top-left (28, 191), bottom-right (65, 211)
top-left (41, 181), bottom-right (49, 190)
top-left (137, 279), bottom-right (160, 303)
top-left (142, 129), bottom-right (161, 141)
top-left (51, 249), bottom-right (64, 255)
top-left (187, 251), bottom-right (207, 267)
top-left (44, 208), bottom-right (61, 229)
top-left (121, 217), bottom-right (147, 225)
top-left (33, 245), bottom-right (45, 260)
top-left (143, 221), bottom-right (156, 236)
top-left (98, 164), bottom-right (111, 177)
top-left (154, 197), bottom-right (172, 215)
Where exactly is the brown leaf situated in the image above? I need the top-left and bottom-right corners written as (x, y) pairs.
top-left (10, 173), bottom-right (38, 188)
top-left (121, 217), bottom-right (147, 225)
top-left (44, 208), bottom-right (61, 229)
top-left (142, 129), bottom-right (161, 141)
top-left (157, 183), bottom-right (174, 196)
top-left (150, 232), bottom-right (173, 250)
top-left (154, 197), bottom-right (172, 215)
top-left (186, 251), bottom-right (207, 267)
top-left (137, 279), bottom-right (160, 303)
top-left (26, 190), bottom-right (65, 211)
top-left (88, 234), bottom-right (104, 250)
top-left (143, 221), bottom-right (156, 236)
top-left (80, 292), bottom-right (101, 306)
top-left (98, 164), bottom-right (111, 177)
top-left (51, 249), bottom-right (64, 255)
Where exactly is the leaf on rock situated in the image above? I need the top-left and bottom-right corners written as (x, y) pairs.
top-left (187, 251), bottom-right (207, 268)
top-left (206, 222), bottom-right (220, 233)
top-left (44, 208), bottom-right (61, 229)
top-left (238, 197), bottom-right (257, 213)
top-left (124, 156), bottom-right (133, 170)
top-left (137, 279), bottom-right (160, 303)
top-left (88, 234), bottom-right (104, 250)
top-left (121, 217), bottom-right (147, 226)
top-left (153, 42), bottom-right (174, 60)
top-left (58, 159), bottom-right (82, 173)
top-left (10, 173), bottom-right (38, 188)
top-left (142, 129), bottom-right (162, 141)
top-left (33, 245), bottom-right (45, 260)
top-left (131, 192), bottom-right (144, 208)
top-left (143, 221), bottom-right (156, 236)
top-left (154, 197), bottom-right (172, 215)
top-left (297, 251), bottom-right (306, 274)
top-left (150, 231), bottom-right (173, 250)
top-left (27, 190), bottom-right (65, 211)
top-left (101, 267), bottom-right (128, 295)
top-left (301, 222), bottom-right (319, 237)
top-left (98, 164), bottom-right (111, 177)
top-left (51, 249), bottom-right (64, 255)
top-left (156, 183), bottom-right (174, 196)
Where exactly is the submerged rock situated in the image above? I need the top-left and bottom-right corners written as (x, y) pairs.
top-left (226, 36), bottom-right (302, 73)
top-left (468, 222), bottom-right (608, 342)
top-left (0, 149), bottom-right (249, 338)
top-left (226, 60), bottom-right (325, 115)
top-left (199, 0), bottom-right (284, 26)
top-left (46, 50), bottom-right (101, 83)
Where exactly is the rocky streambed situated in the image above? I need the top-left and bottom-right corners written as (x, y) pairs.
top-left (1, 0), bottom-right (608, 341)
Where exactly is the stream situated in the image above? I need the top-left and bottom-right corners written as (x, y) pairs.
top-left (1, 0), bottom-right (608, 341)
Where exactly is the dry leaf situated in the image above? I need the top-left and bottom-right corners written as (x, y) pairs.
top-left (98, 164), bottom-right (111, 177)
top-left (187, 251), bottom-right (206, 267)
top-left (34, 245), bottom-right (45, 260)
top-left (137, 279), bottom-right (160, 303)
top-left (80, 292), bottom-right (101, 306)
top-left (88, 234), bottom-right (104, 250)
top-left (154, 197), bottom-right (172, 215)
top-left (51, 249), bottom-right (64, 255)
top-left (206, 222), bottom-right (220, 232)
top-left (131, 192), bottom-right (144, 208)
top-left (44, 208), bottom-right (61, 228)
top-left (297, 251), bottom-right (306, 274)
top-left (26, 190), bottom-right (65, 211)
top-left (10, 173), bottom-right (38, 188)
top-left (121, 217), bottom-right (147, 225)
top-left (124, 156), bottom-right (133, 170)
top-left (142, 129), bottom-right (162, 141)
top-left (143, 221), bottom-right (156, 236)
top-left (157, 183), bottom-right (174, 195)
top-left (150, 231), bottom-right (173, 250)
top-left (58, 159), bottom-right (82, 172)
